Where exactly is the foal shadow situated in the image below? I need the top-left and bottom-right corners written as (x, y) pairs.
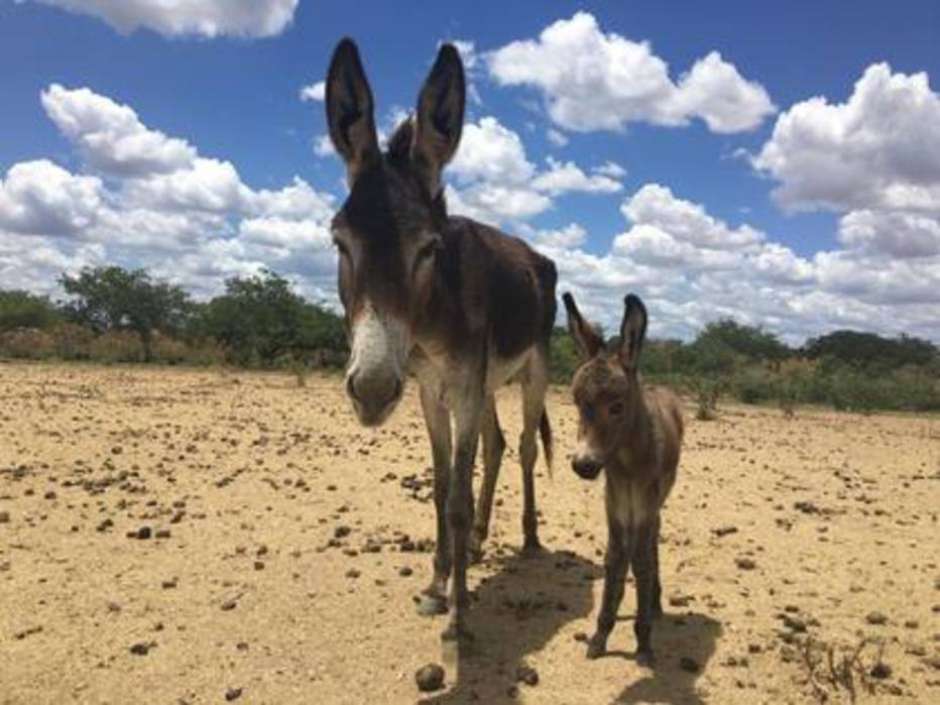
top-left (421, 547), bottom-right (598, 705)
top-left (611, 611), bottom-right (722, 705)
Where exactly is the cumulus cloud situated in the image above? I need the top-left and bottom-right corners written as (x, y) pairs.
top-left (487, 12), bottom-right (775, 134)
top-left (753, 63), bottom-right (940, 214)
top-left (42, 84), bottom-right (197, 176)
top-left (0, 160), bottom-right (105, 236)
top-left (2, 83), bottom-right (338, 302)
top-left (19, 0), bottom-right (299, 38)
top-left (545, 128), bottom-right (568, 147)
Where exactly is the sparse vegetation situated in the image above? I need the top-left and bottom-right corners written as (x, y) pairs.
top-left (1, 269), bottom-right (937, 412)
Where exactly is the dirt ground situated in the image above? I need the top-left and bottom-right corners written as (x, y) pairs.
top-left (0, 362), bottom-right (938, 705)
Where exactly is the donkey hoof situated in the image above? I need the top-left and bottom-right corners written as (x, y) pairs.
top-left (586, 635), bottom-right (607, 660)
top-left (635, 649), bottom-right (656, 668)
top-left (521, 537), bottom-right (543, 558)
top-left (416, 592), bottom-right (448, 617)
top-left (652, 604), bottom-right (664, 620)
top-left (441, 622), bottom-right (475, 644)
top-left (468, 540), bottom-right (485, 565)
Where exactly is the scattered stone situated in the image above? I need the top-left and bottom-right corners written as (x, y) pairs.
top-left (516, 664), bottom-right (539, 686)
top-left (415, 663), bottom-right (445, 692)
top-left (712, 525), bottom-right (738, 537)
top-left (866, 611), bottom-right (888, 625)
top-left (129, 641), bottom-right (153, 656)
top-left (0, 511), bottom-right (10, 524)
top-left (155, 529), bottom-right (171, 539)
top-left (573, 631), bottom-right (588, 642)
top-left (735, 557), bottom-right (757, 571)
top-left (224, 687), bottom-right (243, 701)
top-left (398, 566), bottom-right (413, 577)
top-left (221, 599), bottom-right (238, 611)
top-left (870, 662), bottom-right (892, 679)
top-left (346, 569), bottom-right (361, 579)
top-left (134, 526), bottom-right (152, 540)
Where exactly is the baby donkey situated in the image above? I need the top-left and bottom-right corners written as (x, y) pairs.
top-left (562, 292), bottom-right (684, 666)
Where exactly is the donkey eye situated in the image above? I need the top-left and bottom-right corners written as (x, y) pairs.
top-left (417, 242), bottom-right (437, 261)
top-left (609, 402), bottom-right (625, 416)
top-left (334, 239), bottom-right (350, 257)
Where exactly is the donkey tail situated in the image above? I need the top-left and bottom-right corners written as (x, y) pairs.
top-left (539, 409), bottom-right (554, 478)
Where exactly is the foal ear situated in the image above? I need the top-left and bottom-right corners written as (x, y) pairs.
top-left (618, 294), bottom-right (648, 372)
top-left (562, 292), bottom-right (604, 360)
top-left (413, 43), bottom-right (465, 196)
top-left (326, 38), bottom-right (380, 185)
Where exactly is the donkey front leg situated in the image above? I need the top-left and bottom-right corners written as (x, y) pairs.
top-left (632, 521), bottom-right (658, 666)
top-left (441, 385), bottom-right (483, 643)
top-left (417, 382), bottom-right (452, 617)
top-left (519, 367), bottom-right (548, 554)
top-left (587, 519), bottom-right (629, 659)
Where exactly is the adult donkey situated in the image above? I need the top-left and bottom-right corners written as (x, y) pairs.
top-left (324, 39), bottom-right (557, 642)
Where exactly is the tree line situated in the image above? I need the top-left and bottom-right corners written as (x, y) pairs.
top-left (1, 265), bottom-right (938, 412)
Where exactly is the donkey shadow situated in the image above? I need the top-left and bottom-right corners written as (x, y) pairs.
top-left (611, 611), bottom-right (722, 705)
top-left (421, 547), bottom-right (599, 705)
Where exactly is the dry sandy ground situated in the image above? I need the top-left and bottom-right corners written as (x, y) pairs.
top-left (1, 362), bottom-right (938, 705)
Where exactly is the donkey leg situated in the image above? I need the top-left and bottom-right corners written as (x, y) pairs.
top-left (470, 395), bottom-right (504, 563)
top-left (651, 515), bottom-right (663, 619)
top-left (417, 382), bottom-right (452, 617)
top-left (632, 521), bottom-right (658, 666)
top-left (441, 384), bottom-right (483, 643)
top-left (587, 519), bottom-right (629, 659)
top-left (519, 359), bottom-right (548, 554)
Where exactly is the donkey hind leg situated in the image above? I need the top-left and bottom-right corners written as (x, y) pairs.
top-left (632, 521), bottom-right (658, 666)
top-left (416, 381), bottom-right (452, 617)
top-left (441, 382), bottom-right (483, 643)
top-left (651, 515), bottom-right (663, 619)
top-left (519, 356), bottom-right (548, 554)
top-left (470, 394), bottom-right (505, 563)
top-left (587, 520), bottom-right (629, 659)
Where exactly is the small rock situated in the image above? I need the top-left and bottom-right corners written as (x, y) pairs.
top-left (573, 631), bottom-right (588, 642)
top-left (346, 569), bottom-right (361, 579)
top-left (398, 566), bottom-right (413, 577)
top-left (679, 656), bottom-right (700, 673)
top-left (135, 526), bottom-right (152, 540)
top-left (735, 557), bottom-right (757, 571)
top-left (0, 511), bottom-right (10, 524)
top-left (866, 611), bottom-right (888, 625)
top-left (129, 642), bottom-right (152, 656)
top-left (224, 687), bottom-right (243, 701)
top-left (155, 529), bottom-right (171, 539)
top-left (254, 561), bottom-right (265, 571)
top-left (415, 663), bottom-right (445, 692)
top-left (516, 664), bottom-right (539, 686)
top-left (712, 525), bottom-right (738, 537)
top-left (221, 599), bottom-right (237, 611)
top-left (870, 662), bottom-right (892, 679)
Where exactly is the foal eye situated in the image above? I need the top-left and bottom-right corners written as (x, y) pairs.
top-left (609, 402), bottom-right (625, 416)
top-left (334, 241), bottom-right (350, 257)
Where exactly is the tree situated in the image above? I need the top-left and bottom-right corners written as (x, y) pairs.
top-left (200, 269), bottom-right (346, 365)
top-left (695, 318), bottom-right (791, 362)
top-left (0, 290), bottom-right (60, 331)
top-left (59, 266), bottom-right (192, 361)
top-left (804, 330), bottom-right (938, 371)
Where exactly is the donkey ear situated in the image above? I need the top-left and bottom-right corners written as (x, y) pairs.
top-left (326, 38), bottom-right (380, 185)
top-left (562, 292), bottom-right (604, 360)
top-left (618, 294), bottom-right (648, 371)
top-left (413, 43), bottom-right (465, 196)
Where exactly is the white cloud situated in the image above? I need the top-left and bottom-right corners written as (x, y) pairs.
top-left (42, 84), bottom-right (197, 176)
top-left (299, 81), bottom-right (326, 102)
top-left (0, 160), bottom-right (105, 236)
top-left (594, 161), bottom-right (627, 179)
top-left (753, 63), bottom-right (940, 214)
top-left (546, 128), bottom-right (568, 147)
top-left (487, 12), bottom-right (774, 134)
top-left (531, 157), bottom-right (622, 195)
top-left (20, 0), bottom-right (299, 38)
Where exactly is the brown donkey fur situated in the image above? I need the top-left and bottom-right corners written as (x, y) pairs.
top-left (325, 39), bottom-right (556, 643)
top-left (563, 292), bottom-right (684, 666)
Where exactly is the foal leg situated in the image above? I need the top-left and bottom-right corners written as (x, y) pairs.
top-left (587, 519), bottom-right (629, 659)
top-left (519, 359), bottom-right (548, 554)
top-left (632, 521), bottom-right (658, 666)
top-left (441, 382), bottom-right (483, 643)
top-left (417, 382), bottom-right (452, 617)
top-left (470, 395), bottom-right (505, 563)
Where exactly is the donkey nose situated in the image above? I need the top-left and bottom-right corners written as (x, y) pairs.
top-left (572, 458), bottom-right (603, 480)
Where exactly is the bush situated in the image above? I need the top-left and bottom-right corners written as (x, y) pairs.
top-left (0, 328), bottom-right (56, 359)
top-left (87, 331), bottom-right (145, 363)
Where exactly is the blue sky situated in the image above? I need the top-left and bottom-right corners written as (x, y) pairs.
top-left (2, 1), bottom-right (939, 341)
